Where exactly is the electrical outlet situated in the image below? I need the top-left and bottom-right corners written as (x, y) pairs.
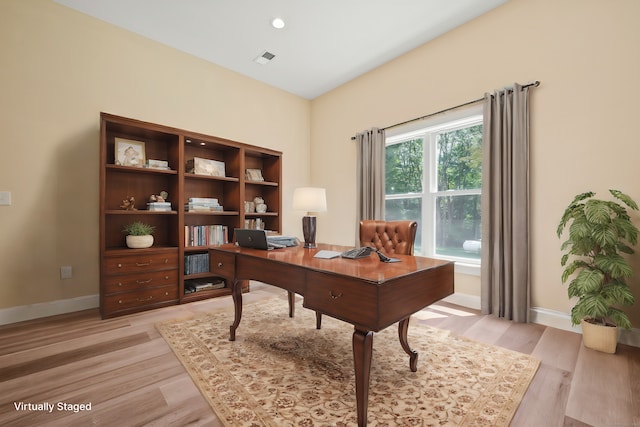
top-left (0, 191), bottom-right (11, 206)
top-left (60, 266), bottom-right (72, 279)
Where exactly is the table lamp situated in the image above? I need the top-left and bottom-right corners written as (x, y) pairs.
top-left (292, 187), bottom-right (327, 248)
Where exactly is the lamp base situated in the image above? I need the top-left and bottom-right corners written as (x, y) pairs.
top-left (301, 215), bottom-right (317, 248)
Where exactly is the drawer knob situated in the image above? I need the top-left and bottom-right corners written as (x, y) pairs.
top-left (117, 263), bottom-right (122, 268)
top-left (118, 300), bottom-right (123, 304)
top-left (164, 258), bottom-right (169, 264)
top-left (217, 262), bottom-right (223, 268)
top-left (118, 282), bottom-right (123, 287)
top-left (165, 275), bottom-right (169, 280)
top-left (329, 291), bottom-right (343, 300)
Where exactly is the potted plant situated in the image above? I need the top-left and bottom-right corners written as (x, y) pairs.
top-left (123, 221), bottom-right (155, 249)
top-left (557, 189), bottom-right (638, 353)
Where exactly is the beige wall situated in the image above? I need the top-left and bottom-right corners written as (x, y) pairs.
top-left (310, 0), bottom-right (640, 327)
top-left (0, 0), bottom-right (310, 310)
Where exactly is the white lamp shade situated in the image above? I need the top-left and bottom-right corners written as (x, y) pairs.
top-left (292, 187), bottom-right (327, 213)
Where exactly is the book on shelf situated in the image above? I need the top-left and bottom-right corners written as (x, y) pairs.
top-left (185, 225), bottom-right (229, 247)
top-left (147, 202), bottom-right (172, 211)
top-left (185, 197), bottom-right (223, 212)
top-left (184, 252), bottom-right (210, 275)
top-left (184, 278), bottom-right (225, 294)
top-left (144, 159), bottom-right (171, 170)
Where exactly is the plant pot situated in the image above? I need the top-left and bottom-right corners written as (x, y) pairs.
top-left (581, 318), bottom-right (618, 354)
top-left (126, 234), bottom-right (154, 249)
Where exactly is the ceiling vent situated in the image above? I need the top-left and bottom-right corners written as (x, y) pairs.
top-left (254, 50), bottom-right (276, 65)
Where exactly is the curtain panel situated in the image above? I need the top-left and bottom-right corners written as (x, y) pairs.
top-left (355, 128), bottom-right (386, 242)
top-left (481, 83), bottom-right (531, 322)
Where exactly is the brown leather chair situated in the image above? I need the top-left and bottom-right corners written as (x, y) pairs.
top-left (288, 219), bottom-right (418, 329)
top-left (359, 219), bottom-right (418, 255)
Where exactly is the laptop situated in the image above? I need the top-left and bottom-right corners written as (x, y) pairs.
top-left (234, 229), bottom-right (286, 250)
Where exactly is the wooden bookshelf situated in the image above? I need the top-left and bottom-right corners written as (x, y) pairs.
top-left (99, 113), bottom-right (281, 318)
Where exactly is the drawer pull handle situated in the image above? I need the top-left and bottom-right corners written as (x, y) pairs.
top-left (136, 261), bottom-right (151, 267)
top-left (136, 278), bottom-right (152, 284)
top-left (329, 291), bottom-right (343, 299)
top-left (217, 262), bottom-right (224, 268)
top-left (117, 264), bottom-right (122, 268)
top-left (136, 296), bottom-right (153, 302)
top-left (164, 258), bottom-right (169, 264)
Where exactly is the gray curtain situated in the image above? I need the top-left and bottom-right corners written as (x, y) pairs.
top-left (481, 83), bottom-right (531, 322)
top-left (355, 128), bottom-right (385, 241)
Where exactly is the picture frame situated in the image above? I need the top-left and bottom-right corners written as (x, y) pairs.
top-left (193, 157), bottom-right (226, 177)
top-left (115, 137), bottom-right (146, 168)
top-left (246, 168), bottom-right (264, 181)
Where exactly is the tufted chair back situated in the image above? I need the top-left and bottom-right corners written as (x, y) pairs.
top-left (359, 220), bottom-right (418, 255)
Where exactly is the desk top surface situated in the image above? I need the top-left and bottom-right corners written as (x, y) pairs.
top-left (212, 243), bottom-right (453, 284)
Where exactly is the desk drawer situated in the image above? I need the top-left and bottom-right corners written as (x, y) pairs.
top-left (209, 251), bottom-right (236, 280)
top-left (304, 271), bottom-right (378, 329)
top-left (104, 252), bottom-right (178, 274)
top-left (103, 286), bottom-right (178, 313)
top-left (104, 269), bottom-right (178, 294)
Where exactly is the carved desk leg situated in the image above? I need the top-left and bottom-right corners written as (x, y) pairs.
top-left (398, 317), bottom-right (418, 372)
top-left (230, 279), bottom-right (243, 341)
top-left (353, 327), bottom-right (373, 427)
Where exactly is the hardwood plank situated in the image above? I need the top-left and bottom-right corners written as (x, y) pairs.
top-left (511, 363), bottom-right (572, 427)
top-left (0, 333), bottom-right (150, 382)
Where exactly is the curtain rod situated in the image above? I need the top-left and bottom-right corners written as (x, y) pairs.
top-left (350, 80), bottom-right (540, 140)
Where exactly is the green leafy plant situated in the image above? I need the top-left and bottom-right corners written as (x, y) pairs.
top-left (122, 221), bottom-right (155, 236)
top-left (557, 190), bottom-right (638, 328)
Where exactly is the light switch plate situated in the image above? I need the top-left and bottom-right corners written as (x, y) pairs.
top-left (0, 191), bottom-right (11, 206)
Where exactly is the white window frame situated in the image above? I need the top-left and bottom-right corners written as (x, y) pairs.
top-left (385, 105), bottom-right (483, 275)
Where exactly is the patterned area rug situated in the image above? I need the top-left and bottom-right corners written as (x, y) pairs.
top-left (157, 298), bottom-right (539, 426)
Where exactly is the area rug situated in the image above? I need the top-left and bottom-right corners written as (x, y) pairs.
top-left (156, 298), bottom-right (539, 426)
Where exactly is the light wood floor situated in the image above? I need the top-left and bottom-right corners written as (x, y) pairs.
top-left (1, 283), bottom-right (638, 427)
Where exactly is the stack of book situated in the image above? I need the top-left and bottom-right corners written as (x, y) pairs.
top-left (184, 279), bottom-right (225, 294)
top-left (184, 197), bottom-right (223, 212)
top-left (144, 159), bottom-right (171, 170)
top-left (185, 225), bottom-right (229, 247)
top-left (147, 202), bottom-right (171, 211)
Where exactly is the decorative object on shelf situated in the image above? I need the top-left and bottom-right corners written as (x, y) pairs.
top-left (254, 196), bottom-right (267, 213)
top-left (148, 190), bottom-right (171, 211)
top-left (187, 157), bottom-right (225, 177)
top-left (244, 201), bottom-right (255, 213)
top-left (246, 168), bottom-right (264, 181)
top-left (145, 159), bottom-right (170, 170)
top-left (122, 221), bottom-right (155, 249)
top-left (115, 137), bottom-right (145, 167)
top-left (557, 189), bottom-right (638, 353)
top-left (120, 196), bottom-right (137, 210)
top-left (185, 197), bottom-right (223, 212)
top-left (292, 187), bottom-right (327, 249)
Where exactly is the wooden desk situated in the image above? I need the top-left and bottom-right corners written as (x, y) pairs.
top-left (210, 243), bottom-right (454, 426)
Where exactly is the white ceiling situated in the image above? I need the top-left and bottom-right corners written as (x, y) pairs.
top-left (54, 0), bottom-right (508, 99)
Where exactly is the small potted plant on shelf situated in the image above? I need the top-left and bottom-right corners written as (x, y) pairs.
top-left (123, 221), bottom-right (155, 249)
top-left (557, 189), bottom-right (638, 353)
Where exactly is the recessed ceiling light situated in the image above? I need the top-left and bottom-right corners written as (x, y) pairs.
top-left (271, 17), bottom-right (285, 29)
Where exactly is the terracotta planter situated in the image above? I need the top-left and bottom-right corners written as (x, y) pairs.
top-left (126, 234), bottom-right (154, 249)
top-left (581, 318), bottom-right (618, 354)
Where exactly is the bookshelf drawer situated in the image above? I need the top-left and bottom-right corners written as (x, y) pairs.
top-left (104, 251), bottom-right (178, 274)
top-left (209, 251), bottom-right (236, 280)
top-left (104, 269), bottom-right (178, 294)
top-left (103, 286), bottom-right (178, 312)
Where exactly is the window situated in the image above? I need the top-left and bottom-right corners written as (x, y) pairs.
top-left (385, 106), bottom-right (482, 267)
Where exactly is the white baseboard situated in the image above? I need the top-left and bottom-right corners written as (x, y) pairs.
top-left (0, 294), bottom-right (99, 326)
top-left (443, 293), bottom-right (640, 348)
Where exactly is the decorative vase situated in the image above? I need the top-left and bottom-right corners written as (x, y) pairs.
top-left (126, 234), bottom-right (154, 249)
top-left (581, 318), bottom-right (618, 354)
